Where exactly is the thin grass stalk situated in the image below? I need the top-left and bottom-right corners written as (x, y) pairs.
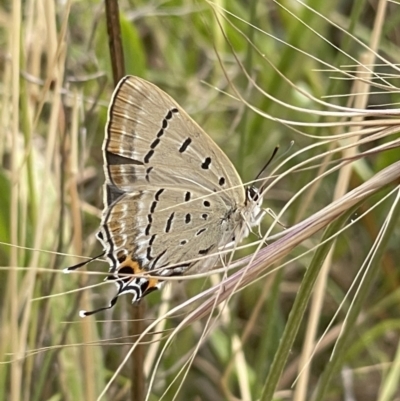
top-left (71, 93), bottom-right (99, 401)
top-left (221, 266), bottom-right (275, 398)
top-left (293, 1), bottom-right (387, 392)
top-left (63, 84), bottom-right (98, 398)
top-left (143, 285), bottom-right (172, 377)
top-left (21, 0), bottom-right (40, 230)
top-left (231, 334), bottom-right (251, 400)
top-left (212, 0), bottom-right (226, 74)
top-left (19, 13), bottom-right (39, 400)
top-left (263, 268), bottom-right (284, 372)
top-left (377, 327), bottom-right (400, 401)
top-left (320, 0), bottom-right (366, 101)
top-left (237, 0), bottom-right (257, 176)
top-left (0, 21), bottom-right (11, 162)
top-left (32, 285), bottom-right (89, 401)
top-left (217, 274), bottom-right (251, 401)
top-left (25, 285), bottom-right (39, 401)
top-left (132, 302), bottom-right (146, 401)
top-left (259, 210), bottom-right (355, 401)
top-left (9, 0), bottom-right (22, 400)
top-left (312, 188), bottom-right (400, 400)
top-left (153, 296), bottom-right (225, 401)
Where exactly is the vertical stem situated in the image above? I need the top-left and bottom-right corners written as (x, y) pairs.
top-left (10, 0), bottom-right (21, 400)
top-left (132, 302), bottom-right (146, 401)
top-left (104, 1), bottom-right (145, 399)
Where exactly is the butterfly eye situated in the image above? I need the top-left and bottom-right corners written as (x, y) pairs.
top-left (247, 186), bottom-right (260, 202)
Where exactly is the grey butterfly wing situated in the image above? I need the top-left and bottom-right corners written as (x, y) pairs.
top-left (98, 186), bottom-right (240, 275)
top-left (103, 76), bottom-right (245, 206)
top-left (99, 76), bottom-right (246, 275)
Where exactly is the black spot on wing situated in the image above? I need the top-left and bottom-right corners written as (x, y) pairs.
top-left (140, 280), bottom-right (151, 293)
top-left (145, 167), bottom-right (153, 182)
top-left (149, 234), bottom-right (156, 245)
top-left (146, 247), bottom-right (153, 261)
top-left (150, 200), bottom-right (157, 213)
top-left (149, 249), bottom-right (167, 271)
top-left (144, 150), bottom-right (154, 163)
top-left (150, 189), bottom-right (164, 213)
top-left (105, 151), bottom-right (143, 166)
top-left (145, 214), bottom-right (152, 236)
top-left (150, 138), bottom-right (160, 149)
top-left (196, 228), bottom-right (207, 236)
top-left (185, 192), bottom-right (191, 202)
top-left (179, 138), bottom-right (192, 153)
top-left (117, 265), bottom-right (134, 282)
top-left (201, 157), bottom-right (211, 169)
top-left (219, 177), bottom-right (225, 186)
top-left (199, 245), bottom-right (213, 255)
top-left (165, 212), bottom-right (175, 233)
top-left (155, 188), bottom-right (165, 200)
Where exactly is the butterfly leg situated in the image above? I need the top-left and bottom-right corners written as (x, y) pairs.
top-left (263, 208), bottom-right (286, 229)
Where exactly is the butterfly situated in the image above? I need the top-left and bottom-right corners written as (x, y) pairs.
top-left (66, 76), bottom-right (265, 316)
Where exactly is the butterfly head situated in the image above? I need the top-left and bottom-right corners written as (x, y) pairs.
top-left (245, 186), bottom-right (265, 227)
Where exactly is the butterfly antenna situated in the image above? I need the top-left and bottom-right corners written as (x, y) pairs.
top-left (255, 146), bottom-right (279, 181)
top-left (255, 146), bottom-right (279, 189)
top-left (63, 252), bottom-right (105, 273)
top-left (258, 141), bottom-right (294, 193)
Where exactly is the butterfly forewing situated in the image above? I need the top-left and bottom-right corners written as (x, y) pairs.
top-left (104, 76), bottom-right (245, 205)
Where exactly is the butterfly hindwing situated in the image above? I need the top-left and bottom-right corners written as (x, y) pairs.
top-left (98, 185), bottom-right (240, 275)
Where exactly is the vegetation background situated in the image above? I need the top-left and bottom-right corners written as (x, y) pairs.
top-left (1, 0), bottom-right (399, 401)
